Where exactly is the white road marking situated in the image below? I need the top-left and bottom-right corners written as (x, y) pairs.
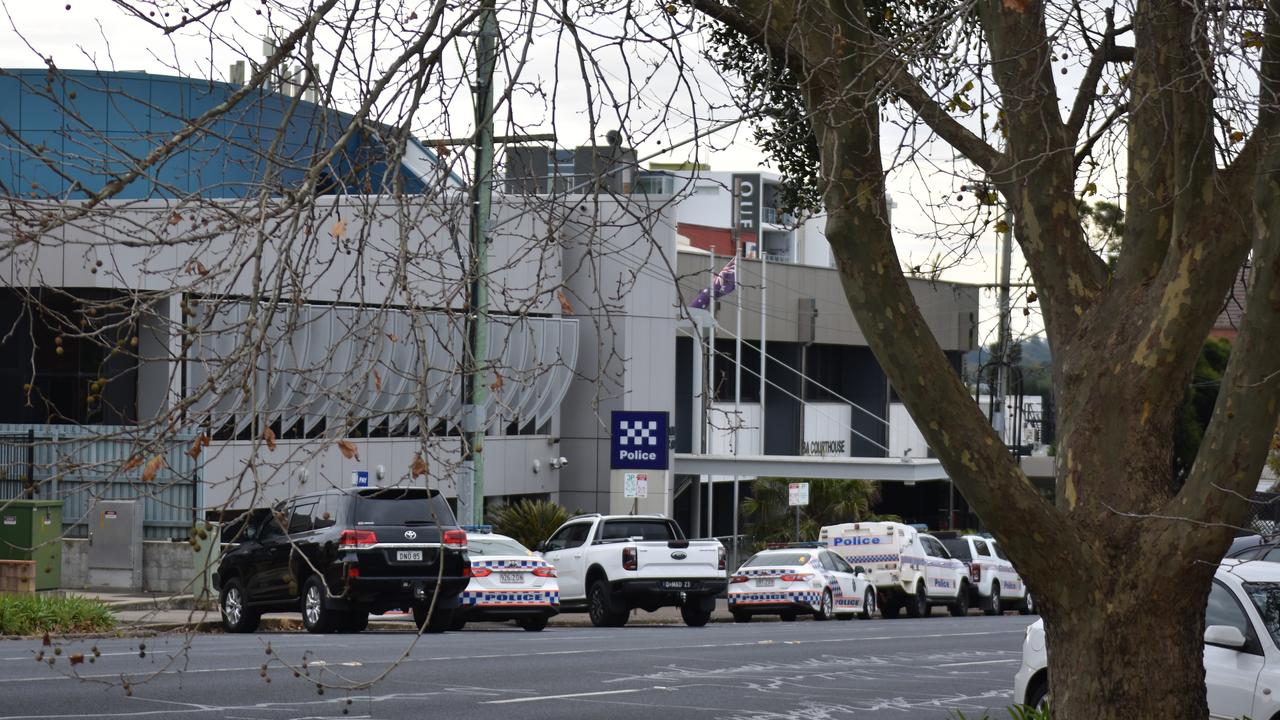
top-left (482, 688), bottom-right (649, 704)
top-left (935, 659), bottom-right (1021, 667)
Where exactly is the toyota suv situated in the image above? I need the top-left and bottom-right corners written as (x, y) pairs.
top-left (214, 487), bottom-right (469, 634)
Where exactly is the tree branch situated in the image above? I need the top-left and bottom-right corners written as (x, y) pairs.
top-left (1066, 9), bottom-right (1117, 143)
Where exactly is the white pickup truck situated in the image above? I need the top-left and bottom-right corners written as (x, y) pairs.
top-left (537, 514), bottom-right (727, 627)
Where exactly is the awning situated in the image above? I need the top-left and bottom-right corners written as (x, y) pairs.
top-left (674, 453), bottom-right (950, 483)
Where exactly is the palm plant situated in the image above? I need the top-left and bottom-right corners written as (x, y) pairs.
top-left (487, 498), bottom-right (577, 550)
top-left (740, 477), bottom-right (882, 550)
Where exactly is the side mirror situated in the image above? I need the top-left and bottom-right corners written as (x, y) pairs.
top-left (1204, 625), bottom-right (1248, 649)
top-left (854, 566), bottom-right (866, 576)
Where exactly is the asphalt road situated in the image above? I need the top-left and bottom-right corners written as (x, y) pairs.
top-left (0, 614), bottom-right (1036, 720)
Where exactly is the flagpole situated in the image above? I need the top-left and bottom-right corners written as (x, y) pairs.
top-left (706, 250), bottom-right (716, 540)
top-left (732, 245), bottom-right (742, 567)
top-left (759, 252), bottom-right (767, 454)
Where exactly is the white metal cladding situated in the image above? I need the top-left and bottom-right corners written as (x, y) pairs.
top-left (185, 303), bottom-right (578, 434)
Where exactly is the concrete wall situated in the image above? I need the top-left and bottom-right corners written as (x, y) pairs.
top-left (61, 537), bottom-right (218, 595)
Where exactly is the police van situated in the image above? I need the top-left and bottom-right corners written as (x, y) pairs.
top-left (819, 521), bottom-right (971, 618)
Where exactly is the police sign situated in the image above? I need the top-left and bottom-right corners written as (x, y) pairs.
top-left (610, 411), bottom-right (669, 470)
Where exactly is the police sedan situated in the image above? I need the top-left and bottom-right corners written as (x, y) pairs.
top-left (452, 529), bottom-right (560, 631)
top-left (728, 548), bottom-right (876, 622)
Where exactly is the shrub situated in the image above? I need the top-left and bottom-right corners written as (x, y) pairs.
top-left (487, 498), bottom-right (578, 551)
top-left (0, 594), bottom-right (115, 635)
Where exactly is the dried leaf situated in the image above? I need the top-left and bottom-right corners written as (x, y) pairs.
top-left (489, 371), bottom-right (504, 392)
top-left (1084, 182), bottom-right (1097, 196)
top-left (994, 220), bottom-right (1010, 234)
top-left (141, 455), bottom-right (165, 483)
top-left (199, 434), bottom-right (211, 449)
top-left (337, 439), bottom-right (360, 461)
top-left (374, 370), bottom-right (383, 393)
top-left (1230, 130), bottom-right (1246, 144)
top-left (185, 434), bottom-right (209, 460)
top-left (184, 259), bottom-right (209, 276)
top-left (387, 332), bottom-right (399, 343)
top-left (410, 453), bottom-right (429, 479)
top-left (263, 427), bottom-right (277, 452)
top-left (557, 290), bottom-right (574, 315)
top-left (330, 219), bottom-right (348, 239)
top-left (168, 212), bottom-right (183, 226)
top-left (122, 455), bottom-right (143, 473)
top-left (1002, 0), bottom-right (1028, 11)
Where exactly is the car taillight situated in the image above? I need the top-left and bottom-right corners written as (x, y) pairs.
top-left (622, 546), bottom-right (638, 571)
top-left (718, 545), bottom-right (726, 571)
top-left (443, 529), bottom-right (467, 550)
top-left (780, 573), bottom-right (813, 582)
top-left (730, 574), bottom-right (749, 584)
top-left (970, 563), bottom-right (981, 583)
top-left (533, 566), bottom-right (557, 578)
top-left (339, 529), bottom-right (377, 549)
top-left (464, 566), bottom-right (492, 578)
top-left (347, 566), bottom-right (360, 578)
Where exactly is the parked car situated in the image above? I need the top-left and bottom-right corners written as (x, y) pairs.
top-left (1014, 559), bottom-right (1280, 717)
top-left (820, 521), bottom-right (969, 618)
top-left (537, 513), bottom-right (726, 627)
top-left (451, 527), bottom-right (559, 632)
top-left (939, 534), bottom-right (1031, 615)
top-left (214, 487), bottom-right (469, 634)
top-left (1228, 536), bottom-right (1280, 562)
top-left (728, 547), bottom-right (876, 622)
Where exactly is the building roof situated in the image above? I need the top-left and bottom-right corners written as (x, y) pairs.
top-left (1214, 264), bottom-right (1251, 336)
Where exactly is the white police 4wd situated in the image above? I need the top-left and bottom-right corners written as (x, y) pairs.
top-left (820, 521), bottom-right (971, 619)
top-left (728, 547), bottom-right (876, 622)
top-left (939, 534), bottom-right (1032, 616)
top-left (537, 514), bottom-right (726, 628)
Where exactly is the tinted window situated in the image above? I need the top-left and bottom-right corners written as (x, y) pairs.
top-left (313, 493), bottom-right (340, 530)
top-left (744, 552), bottom-right (812, 567)
top-left (545, 522), bottom-right (591, 551)
top-left (1244, 582), bottom-right (1280, 649)
top-left (923, 537), bottom-right (950, 558)
top-left (352, 488), bottom-right (455, 526)
top-left (992, 542), bottom-right (1010, 561)
top-left (287, 499), bottom-right (319, 533)
top-left (1207, 580), bottom-right (1253, 642)
top-left (942, 539), bottom-right (972, 561)
top-left (599, 519), bottom-right (678, 541)
top-left (470, 536), bottom-right (530, 556)
top-left (827, 552), bottom-right (855, 574)
top-left (974, 540), bottom-right (993, 557)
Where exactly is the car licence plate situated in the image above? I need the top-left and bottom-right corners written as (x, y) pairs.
top-left (660, 580), bottom-right (693, 590)
top-left (499, 572), bottom-right (522, 584)
top-left (397, 550), bottom-right (423, 562)
top-left (755, 577), bottom-right (775, 587)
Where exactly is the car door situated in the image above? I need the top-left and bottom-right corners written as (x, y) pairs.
top-left (822, 551), bottom-right (858, 608)
top-left (247, 503), bottom-right (292, 602)
top-left (1204, 579), bottom-right (1264, 719)
top-left (540, 521), bottom-right (593, 599)
top-left (922, 537), bottom-right (958, 598)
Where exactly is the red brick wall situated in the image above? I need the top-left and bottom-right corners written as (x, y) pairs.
top-left (678, 223), bottom-right (754, 257)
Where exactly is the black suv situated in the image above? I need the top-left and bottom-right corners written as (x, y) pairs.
top-left (214, 487), bottom-right (469, 634)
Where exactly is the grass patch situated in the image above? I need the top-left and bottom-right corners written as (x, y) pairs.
top-left (0, 594), bottom-right (115, 635)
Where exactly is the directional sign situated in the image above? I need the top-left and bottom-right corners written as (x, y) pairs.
top-left (788, 482), bottom-right (810, 507)
top-left (610, 411), bottom-right (669, 470)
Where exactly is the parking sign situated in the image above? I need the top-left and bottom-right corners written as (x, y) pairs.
top-left (610, 411), bottom-right (669, 470)
top-left (788, 482), bottom-right (809, 506)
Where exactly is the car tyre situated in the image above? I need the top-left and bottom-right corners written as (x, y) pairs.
top-left (1026, 680), bottom-right (1049, 710)
top-left (732, 611), bottom-right (751, 623)
top-left (301, 576), bottom-right (340, 634)
top-left (905, 583), bottom-right (928, 618)
top-left (814, 590), bottom-right (835, 621)
top-left (412, 604), bottom-right (453, 634)
top-left (949, 582), bottom-right (971, 617)
top-left (780, 612), bottom-right (797, 622)
top-left (880, 596), bottom-right (901, 619)
top-left (1019, 592), bottom-right (1036, 616)
top-left (219, 579), bottom-right (260, 633)
top-left (449, 614), bottom-right (468, 631)
top-left (588, 580), bottom-right (628, 628)
top-left (984, 584), bottom-right (1002, 616)
top-left (339, 610), bottom-right (369, 633)
top-left (680, 600), bottom-right (713, 627)
top-left (518, 616), bottom-right (548, 632)
top-left (858, 588), bottom-right (876, 620)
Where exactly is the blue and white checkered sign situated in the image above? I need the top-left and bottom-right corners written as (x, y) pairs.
top-left (610, 411), bottom-right (669, 470)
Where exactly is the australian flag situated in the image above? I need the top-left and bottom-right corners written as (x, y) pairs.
top-left (690, 256), bottom-right (737, 309)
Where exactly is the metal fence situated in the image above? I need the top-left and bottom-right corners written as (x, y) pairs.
top-left (1249, 492), bottom-right (1280, 536)
top-left (0, 425), bottom-right (201, 540)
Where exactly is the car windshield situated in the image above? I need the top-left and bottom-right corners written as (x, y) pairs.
top-left (1244, 582), bottom-right (1280, 648)
top-left (352, 488), bottom-right (455, 526)
top-left (469, 536), bottom-right (530, 556)
top-left (744, 552), bottom-right (811, 567)
top-left (598, 519), bottom-right (678, 541)
top-left (942, 540), bottom-right (972, 561)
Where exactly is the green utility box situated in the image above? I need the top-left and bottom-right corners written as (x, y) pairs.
top-left (0, 500), bottom-right (63, 590)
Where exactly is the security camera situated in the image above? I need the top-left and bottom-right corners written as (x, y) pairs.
top-left (557, 456), bottom-right (568, 468)
top-left (532, 459), bottom-right (541, 474)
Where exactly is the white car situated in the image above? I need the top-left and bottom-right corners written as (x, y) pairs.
top-left (1014, 559), bottom-right (1280, 718)
top-left (820, 521), bottom-right (970, 618)
top-left (728, 547), bottom-right (877, 622)
top-left (452, 529), bottom-right (559, 632)
top-left (939, 534), bottom-right (1032, 615)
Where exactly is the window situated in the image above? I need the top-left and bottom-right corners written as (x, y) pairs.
top-left (942, 539), bottom-right (972, 561)
top-left (1244, 582), bottom-right (1280, 650)
top-left (817, 552), bottom-right (838, 571)
top-left (923, 537), bottom-right (950, 558)
top-left (470, 536), bottom-right (530, 556)
top-left (544, 522), bottom-right (592, 551)
top-left (827, 552), bottom-right (855, 574)
top-left (352, 488), bottom-right (455, 526)
top-left (1207, 580), bottom-right (1257, 653)
top-left (974, 540), bottom-right (993, 558)
top-left (599, 519), bottom-right (679, 542)
top-left (992, 543), bottom-right (1010, 561)
top-left (313, 493), bottom-right (340, 530)
top-left (744, 552), bottom-right (812, 567)
top-left (287, 499), bottom-right (319, 534)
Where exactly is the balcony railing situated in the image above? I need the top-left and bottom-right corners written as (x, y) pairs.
top-left (762, 207), bottom-right (796, 226)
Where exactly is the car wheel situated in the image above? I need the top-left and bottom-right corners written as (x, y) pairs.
top-left (858, 588), bottom-right (876, 620)
top-left (984, 584), bottom-right (1002, 616)
top-left (301, 576), bottom-right (339, 634)
top-left (905, 584), bottom-right (928, 618)
top-left (732, 611), bottom-right (751, 623)
top-left (1020, 592), bottom-right (1036, 616)
top-left (518, 616), bottom-right (548, 632)
top-left (339, 610), bottom-right (369, 633)
top-left (815, 590), bottom-right (835, 621)
top-left (880, 597), bottom-right (901, 619)
top-left (412, 604), bottom-right (452, 634)
top-left (780, 612), bottom-right (797, 622)
top-left (588, 580), bottom-right (628, 628)
top-left (219, 579), bottom-right (260, 633)
top-left (949, 582), bottom-right (971, 617)
top-left (680, 600), bottom-right (713, 627)
top-left (449, 614), bottom-right (467, 631)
